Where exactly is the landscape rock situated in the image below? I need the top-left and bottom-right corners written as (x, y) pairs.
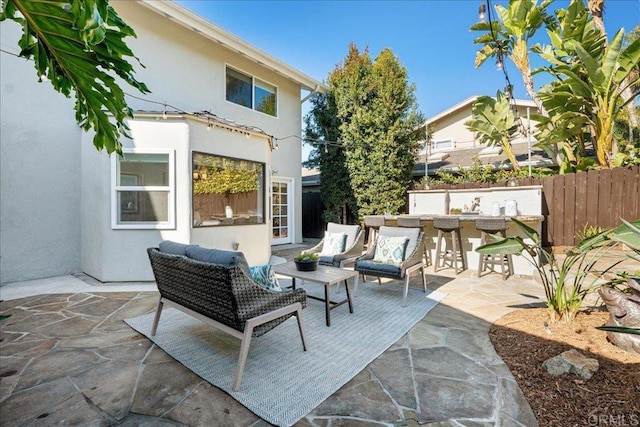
top-left (542, 349), bottom-right (599, 380)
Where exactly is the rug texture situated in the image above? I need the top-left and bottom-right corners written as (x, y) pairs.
top-left (125, 282), bottom-right (445, 426)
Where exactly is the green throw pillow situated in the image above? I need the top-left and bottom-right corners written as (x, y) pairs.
top-left (373, 235), bottom-right (408, 265)
top-left (249, 264), bottom-right (281, 292)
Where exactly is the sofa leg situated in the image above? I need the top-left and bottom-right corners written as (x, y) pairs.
top-left (151, 299), bottom-right (164, 336)
top-left (421, 266), bottom-right (427, 293)
top-left (233, 327), bottom-right (254, 391)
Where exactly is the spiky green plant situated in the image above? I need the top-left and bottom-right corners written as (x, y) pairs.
top-left (476, 218), bottom-right (639, 322)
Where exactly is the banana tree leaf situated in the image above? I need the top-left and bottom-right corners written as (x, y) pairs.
top-left (596, 326), bottom-right (640, 336)
top-left (475, 236), bottom-right (529, 256)
top-left (0, 0), bottom-right (149, 154)
top-left (611, 219), bottom-right (640, 251)
top-left (511, 217), bottom-right (541, 244)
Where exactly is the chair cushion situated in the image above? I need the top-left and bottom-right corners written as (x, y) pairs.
top-left (318, 255), bottom-right (335, 266)
top-left (185, 246), bottom-right (251, 278)
top-left (319, 231), bottom-right (347, 257)
top-left (379, 226), bottom-right (421, 259)
top-left (326, 222), bottom-right (361, 249)
top-left (249, 264), bottom-right (281, 292)
top-left (355, 259), bottom-right (402, 277)
top-left (373, 235), bottom-right (408, 265)
top-left (158, 240), bottom-right (198, 256)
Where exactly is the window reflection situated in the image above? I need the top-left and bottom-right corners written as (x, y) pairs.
top-left (192, 152), bottom-right (265, 227)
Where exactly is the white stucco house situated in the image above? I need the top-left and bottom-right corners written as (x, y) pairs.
top-left (0, 0), bottom-right (327, 283)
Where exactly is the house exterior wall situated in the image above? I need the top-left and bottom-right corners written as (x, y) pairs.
top-left (1, 2), bottom-right (314, 284)
top-left (429, 101), bottom-right (540, 152)
top-left (0, 21), bottom-right (82, 284)
top-left (114, 1), bottom-right (304, 244)
top-left (430, 108), bottom-right (477, 150)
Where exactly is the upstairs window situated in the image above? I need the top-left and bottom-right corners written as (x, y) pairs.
top-left (226, 66), bottom-right (277, 117)
top-left (431, 139), bottom-right (454, 152)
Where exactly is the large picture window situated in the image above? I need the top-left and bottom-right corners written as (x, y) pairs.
top-left (112, 149), bottom-right (175, 229)
top-left (226, 66), bottom-right (277, 117)
top-left (192, 152), bottom-right (265, 227)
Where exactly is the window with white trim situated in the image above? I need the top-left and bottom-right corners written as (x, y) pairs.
top-left (226, 66), bottom-right (277, 117)
top-left (111, 149), bottom-right (175, 229)
top-left (431, 139), bottom-right (454, 152)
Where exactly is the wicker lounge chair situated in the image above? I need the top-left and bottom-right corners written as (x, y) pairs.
top-left (354, 226), bottom-right (427, 307)
top-left (147, 243), bottom-right (308, 391)
top-left (303, 222), bottom-right (365, 268)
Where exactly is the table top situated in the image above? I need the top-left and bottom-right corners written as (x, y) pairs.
top-left (365, 214), bottom-right (544, 224)
top-left (273, 261), bottom-right (358, 286)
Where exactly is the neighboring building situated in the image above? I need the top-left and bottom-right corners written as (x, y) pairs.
top-left (414, 96), bottom-right (553, 179)
top-left (0, 0), bottom-right (326, 283)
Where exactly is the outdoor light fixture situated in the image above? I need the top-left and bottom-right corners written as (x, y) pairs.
top-left (478, 3), bottom-right (486, 22)
top-left (504, 84), bottom-right (513, 98)
top-left (496, 56), bottom-right (503, 71)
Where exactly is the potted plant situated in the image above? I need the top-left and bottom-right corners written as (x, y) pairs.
top-left (294, 253), bottom-right (319, 271)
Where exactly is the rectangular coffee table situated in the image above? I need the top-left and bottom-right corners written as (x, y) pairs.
top-left (273, 262), bottom-right (358, 327)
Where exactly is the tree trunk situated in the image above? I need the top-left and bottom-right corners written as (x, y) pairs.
top-left (621, 86), bottom-right (639, 145)
top-left (588, 0), bottom-right (606, 36)
top-left (510, 39), bottom-right (547, 116)
top-left (501, 136), bottom-right (521, 170)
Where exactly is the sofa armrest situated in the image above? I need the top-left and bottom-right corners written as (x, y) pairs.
top-left (232, 268), bottom-right (307, 330)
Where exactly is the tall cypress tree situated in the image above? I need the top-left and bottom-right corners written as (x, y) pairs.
top-left (304, 92), bottom-right (355, 224)
top-left (305, 44), bottom-right (423, 221)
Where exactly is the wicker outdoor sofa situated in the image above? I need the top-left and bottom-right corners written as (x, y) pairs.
top-left (147, 241), bottom-right (308, 391)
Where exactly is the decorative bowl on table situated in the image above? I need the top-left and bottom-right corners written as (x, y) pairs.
top-left (294, 253), bottom-right (319, 271)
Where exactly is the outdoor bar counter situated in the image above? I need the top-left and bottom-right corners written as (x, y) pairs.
top-left (365, 186), bottom-right (546, 276)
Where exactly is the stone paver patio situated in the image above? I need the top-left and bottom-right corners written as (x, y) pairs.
top-left (0, 245), bottom-right (545, 426)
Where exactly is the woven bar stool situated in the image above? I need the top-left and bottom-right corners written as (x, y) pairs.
top-left (433, 216), bottom-right (466, 274)
top-left (397, 216), bottom-right (431, 266)
top-left (475, 217), bottom-right (514, 280)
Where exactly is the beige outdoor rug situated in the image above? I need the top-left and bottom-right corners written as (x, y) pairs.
top-left (126, 281), bottom-right (445, 426)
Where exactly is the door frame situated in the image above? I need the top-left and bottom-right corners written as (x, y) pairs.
top-left (271, 177), bottom-right (294, 245)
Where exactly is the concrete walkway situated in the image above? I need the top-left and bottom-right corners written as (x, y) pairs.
top-left (0, 247), bottom-right (544, 426)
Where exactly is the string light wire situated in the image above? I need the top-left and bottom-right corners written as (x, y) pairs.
top-left (481, 0), bottom-right (530, 138)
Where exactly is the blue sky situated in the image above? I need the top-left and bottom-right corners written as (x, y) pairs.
top-left (178, 0), bottom-right (638, 117)
top-left (177, 0), bottom-right (638, 159)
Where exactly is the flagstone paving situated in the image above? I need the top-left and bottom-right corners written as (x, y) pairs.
top-left (0, 245), bottom-right (545, 426)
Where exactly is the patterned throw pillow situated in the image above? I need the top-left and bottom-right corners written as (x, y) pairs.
top-left (373, 235), bottom-right (408, 265)
top-left (319, 232), bottom-right (347, 257)
top-left (249, 264), bottom-right (281, 292)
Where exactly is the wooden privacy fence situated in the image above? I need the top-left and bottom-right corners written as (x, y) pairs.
top-left (426, 165), bottom-right (640, 247)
